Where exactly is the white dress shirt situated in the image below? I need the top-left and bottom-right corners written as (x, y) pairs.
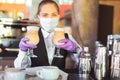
top-left (14, 28), bottom-right (82, 69)
top-left (42, 29), bottom-right (55, 65)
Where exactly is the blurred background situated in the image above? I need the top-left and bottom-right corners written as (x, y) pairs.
top-left (0, 0), bottom-right (120, 68)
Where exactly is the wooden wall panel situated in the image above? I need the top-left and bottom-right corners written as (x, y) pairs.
top-left (99, 1), bottom-right (120, 34)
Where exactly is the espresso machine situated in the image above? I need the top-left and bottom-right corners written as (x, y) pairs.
top-left (0, 18), bottom-right (39, 57)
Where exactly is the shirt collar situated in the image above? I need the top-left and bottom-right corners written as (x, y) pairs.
top-left (41, 28), bottom-right (54, 39)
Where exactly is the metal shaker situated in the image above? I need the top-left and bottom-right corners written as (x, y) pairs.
top-left (111, 54), bottom-right (120, 79)
top-left (78, 47), bottom-right (91, 80)
top-left (94, 46), bottom-right (107, 80)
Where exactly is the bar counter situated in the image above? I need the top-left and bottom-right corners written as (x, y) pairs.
top-left (26, 74), bottom-right (94, 80)
top-left (0, 68), bottom-right (94, 80)
top-left (25, 68), bottom-right (94, 80)
top-left (0, 57), bottom-right (15, 68)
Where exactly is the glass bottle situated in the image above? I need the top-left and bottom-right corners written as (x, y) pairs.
top-left (78, 47), bottom-right (91, 80)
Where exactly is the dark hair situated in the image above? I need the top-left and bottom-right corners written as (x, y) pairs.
top-left (36, 0), bottom-right (59, 16)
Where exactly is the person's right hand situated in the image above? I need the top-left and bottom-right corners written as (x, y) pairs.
top-left (19, 37), bottom-right (37, 51)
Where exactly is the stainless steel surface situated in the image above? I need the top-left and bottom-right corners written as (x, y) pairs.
top-left (94, 46), bottom-right (107, 79)
top-left (78, 49), bottom-right (91, 80)
top-left (111, 54), bottom-right (120, 78)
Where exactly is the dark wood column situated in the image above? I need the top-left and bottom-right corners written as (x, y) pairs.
top-left (72, 0), bottom-right (99, 54)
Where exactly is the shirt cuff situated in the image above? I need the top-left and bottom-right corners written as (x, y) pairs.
top-left (18, 49), bottom-right (28, 57)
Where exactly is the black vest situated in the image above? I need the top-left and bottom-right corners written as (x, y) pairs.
top-left (31, 29), bottom-right (68, 69)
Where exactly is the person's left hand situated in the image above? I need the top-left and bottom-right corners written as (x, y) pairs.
top-left (56, 39), bottom-right (76, 52)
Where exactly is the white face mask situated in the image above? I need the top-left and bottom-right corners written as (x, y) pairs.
top-left (39, 18), bottom-right (59, 32)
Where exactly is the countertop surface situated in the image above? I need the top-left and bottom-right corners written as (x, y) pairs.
top-left (0, 57), bottom-right (16, 60)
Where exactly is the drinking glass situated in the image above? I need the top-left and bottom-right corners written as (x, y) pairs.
top-left (25, 26), bottom-right (39, 45)
top-left (53, 28), bottom-right (65, 58)
top-left (25, 26), bottom-right (39, 57)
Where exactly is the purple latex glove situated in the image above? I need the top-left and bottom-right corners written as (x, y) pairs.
top-left (19, 37), bottom-right (37, 51)
top-left (56, 38), bottom-right (76, 52)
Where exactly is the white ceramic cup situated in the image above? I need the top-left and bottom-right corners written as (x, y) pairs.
top-left (4, 68), bottom-right (26, 80)
top-left (36, 66), bottom-right (59, 80)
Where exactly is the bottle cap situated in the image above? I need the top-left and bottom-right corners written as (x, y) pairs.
top-left (84, 47), bottom-right (89, 52)
top-left (84, 47), bottom-right (90, 56)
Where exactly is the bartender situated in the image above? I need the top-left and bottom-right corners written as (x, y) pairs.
top-left (14, 0), bottom-right (82, 69)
